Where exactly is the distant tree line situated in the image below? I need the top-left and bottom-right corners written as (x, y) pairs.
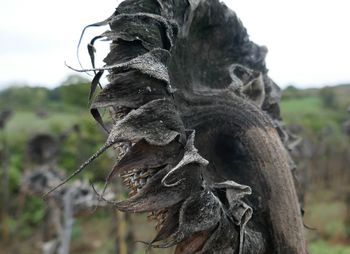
top-left (0, 75), bottom-right (90, 111)
top-left (282, 84), bottom-right (347, 110)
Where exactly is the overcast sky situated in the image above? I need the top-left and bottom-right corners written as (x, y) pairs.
top-left (1, 0), bottom-right (350, 89)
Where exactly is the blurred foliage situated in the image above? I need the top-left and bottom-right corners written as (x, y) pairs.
top-left (52, 75), bottom-right (91, 109)
top-left (18, 196), bottom-right (45, 238)
top-left (0, 86), bottom-right (50, 110)
top-left (0, 75), bottom-right (114, 248)
top-left (281, 84), bottom-right (350, 133)
top-left (280, 83), bottom-right (350, 254)
top-left (309, 240), bottom-right (350, 254)
top-left (320, 86), bottom-right (338, 109)
top-left (8, 153), bottom-right (22, 193)
top-left (282, 85), bottom-right (304, 100)
top-left (0, 75), bottom-right (90, 112)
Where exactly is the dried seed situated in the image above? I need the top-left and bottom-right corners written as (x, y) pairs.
top-left (122, 172), bottom-right (134, 178)
top-left (139, 178), bottom-right (146, 185)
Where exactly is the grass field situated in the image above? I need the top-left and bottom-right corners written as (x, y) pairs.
top-left (280, 96), bottom-right (346, 133)
top-left (304, 189), bottom-right (350, 253)
top-left (5, 111), bottom-right (85, 140)
top-left (309, 240), bottom-right (350, 254)
top-left (280, 96), bottom-right (322, 114)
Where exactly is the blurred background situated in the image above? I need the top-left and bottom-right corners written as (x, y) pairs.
top-left (1, 0), bottom-right (350, 253)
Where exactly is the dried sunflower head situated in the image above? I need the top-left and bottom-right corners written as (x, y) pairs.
top-left (47, 1), bottom-right (306, 253)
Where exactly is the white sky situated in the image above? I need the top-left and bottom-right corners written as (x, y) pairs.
top-left (1, 0), bottom-right (349, 89)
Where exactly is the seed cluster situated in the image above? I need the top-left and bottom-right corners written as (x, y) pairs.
top-left (120, 168), bottom-right (168, 230)
top-left (121, 168), bottom-right (156, 196)
top-left (148, 209), bottom-right (168, 231)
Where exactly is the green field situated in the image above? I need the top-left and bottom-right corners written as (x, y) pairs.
top-left (281, 96), bottom-right (322, 114)
top-left (309, 241), bottom-right (350, 254)
top-left (280, 96), bottom-right (347, 134)
top-left (5, 111), bottom-right (83, 140)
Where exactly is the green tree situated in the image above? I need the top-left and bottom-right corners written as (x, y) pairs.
top-left (53, 75), bottom-right (90, 109)
top-left (320, 86), bottom-right (337, 109)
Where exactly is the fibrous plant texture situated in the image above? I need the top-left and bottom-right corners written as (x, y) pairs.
top-left (50, 0), bottom-right (307, 253)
